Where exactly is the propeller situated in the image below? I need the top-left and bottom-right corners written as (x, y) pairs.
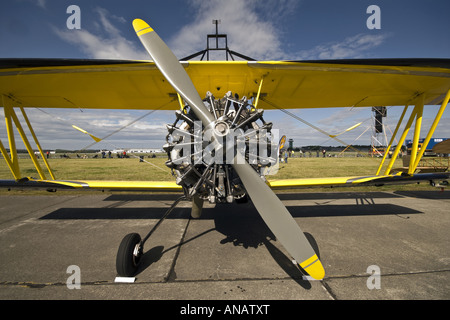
top-left (132, 19), bottom-right (325, 280)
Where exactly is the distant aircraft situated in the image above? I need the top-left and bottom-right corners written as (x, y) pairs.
top-left (405, 137), bottom-right (449, 156)
top-left (1, 18), bottom-right (450, 281)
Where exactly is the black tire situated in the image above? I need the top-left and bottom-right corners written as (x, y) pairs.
top-left (116, 233), bottom-right (142, 277)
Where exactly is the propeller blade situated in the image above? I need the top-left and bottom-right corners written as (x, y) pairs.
top-left (132, 18), bottom-right (325, 280)
top-left (132, 19), bottom-right (214, 126)
top-left (232, 153), bottom-right (324, 280)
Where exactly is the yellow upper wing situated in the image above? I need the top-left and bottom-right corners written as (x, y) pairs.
top-left (1, 58), bottom-right (450, 110)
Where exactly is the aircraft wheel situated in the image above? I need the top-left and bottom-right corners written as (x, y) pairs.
top-left (116, 233), bottom-right (142, 277)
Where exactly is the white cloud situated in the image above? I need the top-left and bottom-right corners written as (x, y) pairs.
top-left (37, 0), bottom-right (46, 9)
top-left (52, 2), bottom-right (388, 62)
top-left (53, 7), bottom-right (148, 60)
top-left (169, 0), bottom-right (298, 60)
top-left (168, 1), bottom-right (388, 61)
top-left (295, 33), bottom-right (390, 60)
top-left (18, 0), bottom-right (47, 9)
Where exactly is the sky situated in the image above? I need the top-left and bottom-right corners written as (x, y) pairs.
top-left (1, 0), bottom-right (449, 151)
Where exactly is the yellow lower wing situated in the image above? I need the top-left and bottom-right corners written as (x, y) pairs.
top-left (2, 178), bottom-right (182, 192)
top-left (268, 172), bottom-right (449, 189)
top-left (267, 175), bottom-right (385, 189)
top-left (3, 172), bottom-right (448, 192)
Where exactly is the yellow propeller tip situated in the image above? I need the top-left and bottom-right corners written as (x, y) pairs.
top-left (304, 259), bottom-right (325, 280)
top-left (299, 254), bottom-right (325, 280)
top-left (133, 19), bottom-right (153, 35)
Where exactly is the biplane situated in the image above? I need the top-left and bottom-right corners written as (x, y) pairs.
top-left (1, 18), bottom-right (450, 281)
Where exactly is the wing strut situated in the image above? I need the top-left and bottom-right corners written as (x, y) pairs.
top-left (409, 95), bottom-right (424, 174)
top-left (412, 89), bottom-right (450, 170)
top-left (1, 95), bottom-right (55, 180)
top-left (254, 77), bottom-right (264, 109)
top-left (381, 89), bottom-right (450, 175)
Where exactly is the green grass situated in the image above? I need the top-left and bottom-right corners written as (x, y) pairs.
top-left (0, 154), bottom-right (444, 194)
top-left (273, 156), bottom-right (391, 179)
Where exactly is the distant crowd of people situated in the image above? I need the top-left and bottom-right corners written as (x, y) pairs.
top-left (280, 149), bottom-right (331, 163)
top-left (47, 150), bottom-right (158, 159)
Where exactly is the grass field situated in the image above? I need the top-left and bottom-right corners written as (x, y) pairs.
top-left (1, 153), bottom-right (444, 194)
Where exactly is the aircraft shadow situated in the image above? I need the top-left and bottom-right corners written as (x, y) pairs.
top-left (102, 191), bottom-right (403, 202)
top-left (205, 203), bottom-right (318, 288)
top-left (394, 190), bottom-right (450, 200)
top-left (104, 194), bottom-right (183, 202)
top-left (40, 202), bottom-right (421, 220)
top-left (38, 193), bottom-right (421, 286)
top-left (275, 191), bottom-right (403, 201)
top-left (133, 202), bottom-right (316, 288)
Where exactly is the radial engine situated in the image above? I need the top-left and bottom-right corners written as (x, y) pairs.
top-left (163, 91), bottom-right (279, 204)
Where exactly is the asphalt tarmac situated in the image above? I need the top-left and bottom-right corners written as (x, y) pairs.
top-left (0, 190), bottom-right (449, 301)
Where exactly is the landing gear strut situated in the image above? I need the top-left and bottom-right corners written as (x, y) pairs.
top-left (116, 196), bottom-right (186, 277)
